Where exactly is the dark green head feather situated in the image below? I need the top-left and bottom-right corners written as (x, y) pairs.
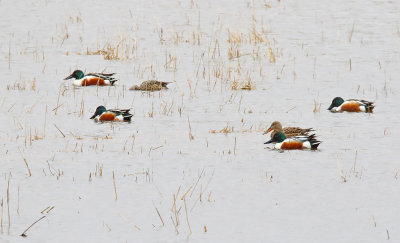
top-left (90, 106), bottom-right (106, 119)
top-left (64, 70), bottom-right (85, 80)
top-left (328, 97), bottom-right (344, 110)
top-left (264, 131), bottom-right (286, 144)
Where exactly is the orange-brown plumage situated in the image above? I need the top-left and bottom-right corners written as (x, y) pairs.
top-left (340, 102), bottom-right (361, 112)
top-left (280, 141), bottom-right (304, 150)
top-left (99, 113), bottom-right (116, 121)
top-left (82, 77), bottom-right (106, 86)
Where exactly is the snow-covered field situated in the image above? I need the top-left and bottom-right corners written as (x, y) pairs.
top-left (0, 0), bottom-right (399, 242)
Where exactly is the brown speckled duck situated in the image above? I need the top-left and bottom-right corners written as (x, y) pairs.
top-left (264, 121), bottom-right (314, 138)
top-left (129, 80), bottom-right (171, 91)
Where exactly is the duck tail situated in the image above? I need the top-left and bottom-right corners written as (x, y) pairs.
top-left (357, 100), bottom-right (374, 113)
top-left (110, 80), bottom-right (118, 85)
top-left (123, 114), bottom-right (133, 122)
top-left (89, 72), bottom-right (118, 85)
top-left (161, 81), bottom-right (172, 88)
top-left (311, 141), bottom-right (321, 149)
top-left (307, 134), bottom-right (317, 140)
top-left (307, 134), bottom-right (321, 149)
top-left (366, 104), bottom-right (375, 113)
top-left (304, 128), bottom-right (315, 133)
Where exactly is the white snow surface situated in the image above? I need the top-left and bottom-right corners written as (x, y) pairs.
top-left (0, 0), bottom-right (399, 242)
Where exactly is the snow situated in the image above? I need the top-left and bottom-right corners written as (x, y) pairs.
top-left (0, 0), bottom-right (399, 242)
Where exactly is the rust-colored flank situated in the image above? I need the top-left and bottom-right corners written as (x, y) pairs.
top-left (341, 102), bottom-right (361, 112)
top-left (99, 113), bottom-right (116, 121)
top-left (280, 141), bottom-right (304, 150)
top-left (82, 77), bottom-right (106, 86)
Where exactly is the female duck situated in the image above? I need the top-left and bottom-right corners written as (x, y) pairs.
top-left (264, 121), bottom-right (314, 138)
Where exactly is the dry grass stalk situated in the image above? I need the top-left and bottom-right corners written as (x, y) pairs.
top-left (46, 206), bottom-right (55, 214)
top-left (183, 197), bottom-right (192, 234)
top-left (18, 148), bottom-right (31, 176)
top-left (250, 26), bottom-right (264, 44)
top-left (41, 206), bottom-right (50, 214)
top-left (54, 124), bottom-right (65, 138)
top-left (171, 216), bottom-right (179, 234)
top-left (228, 44), bottom-right (240, 60)
top-left (7, 175), bottom-right (10, 233)
top-left (234, 137), bottom-right (237, 155)
top-left (31, 78), bottom-right (36, 91)
top-left (190, 169), bottom-right (215, 212)
top-left (113, 171), bottom-right (118, 201)
top-left (79, 91), bottom-right (85, 117)
top-left (1, 198), bottom-right (3, 233)
top-left (352, 150), bottom-right (358, 173)
top-left (165, 53), bottom-right (177, 72)
top-left (349, 58), bottom-right (352, 71)
top-left (7, 79), bottom-right (37, 91)
top-left (155, 207), bottom-right (165, 226)
top-left (95, 163), bottom-right (103, 177)
top-left (117, 213), bottom-right (141, 231)
top-left (53, 86), bottom-right (63, 115)
top-left (190, 169), bottom-right (205, 198)
top-left (207, 191), bottom-right (212, 202)
top-left (313, 100), bottom-right (321, 113)
top-left (231, 78), bottom-right (239, 90)
top-left (87, 36), bottom-right (137, 60)
top-left (148, 102), bottom-right (154, 118)
top-left (171, 186), bottom-right (181, 234)
top-left (20, 216), bottom-right (46, 238)
top-left (268, 47), bottom-right (276, 63)
top-left (209, 124), bottom-right (234, 134)
top-left (228, 30), bottom-right (245, 44)
top-left (187, 117), bottom-right (194, 141)
top-left (241, 77), bottom-right (254, 90)
top-left (8, 43), bottom-right (11, 69)
top-left (337, 157), bottom-right (347, 183)
top-left (349, 21), bottom-right (355, 43)
top-left (180, 184), bottom-right (194, 201)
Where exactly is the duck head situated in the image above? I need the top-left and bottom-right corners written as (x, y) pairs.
top-left (328, 97), bottom-right (344, 110)
top-left (64, 70), bottom-right (85, 80)
top-left (90, 106), bottom-right (107, 119)
top-left (264, 131), bottom-right (286, 144)
top-left (263, 121), bottom-right (283, 135)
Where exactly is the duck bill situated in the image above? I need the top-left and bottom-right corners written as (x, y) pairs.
top-left (64, 74), bottom-right (74, 80)
top-left (327, 105), bottom-right (333, 110)
top-left (263, 128), bottom-right (273, 135)
top-left (264, 138), bottom-right (274, 144)
top-left (90, 113), bottom-right (97, 119)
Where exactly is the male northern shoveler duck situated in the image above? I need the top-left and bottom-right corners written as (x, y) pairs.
top-left (64, 70), bottom-right (118, 86)
top-left (129, 80), bottom-right (171, 91)
top-left (328, 97), bottom-right (374, 113)
top-left (90, 106), bottom-right (133, 122)
top-left (264, 121), bottom-right (314, 138)
top-left (264, 132), bottom-right (321, 150)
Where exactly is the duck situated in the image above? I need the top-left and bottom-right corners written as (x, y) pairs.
top-left (129, 80), bottom-right (171, 91)
top-left (90, 106), bottom-right (133, 122)
top-left (64, 70), bottom-right (118, 86)
top-left (328, 97), bottom-right (374, 113)
top-left (264, 121), bottom-right (314, 138)
top-left (264, 132), bottom-right (321, 150)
